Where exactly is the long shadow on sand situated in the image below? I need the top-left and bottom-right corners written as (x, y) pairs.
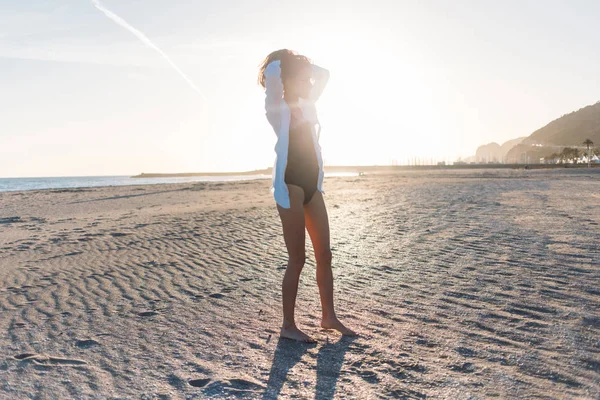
top-left (314, 336), bottom-right (356, 399)
top-left (263, 336), bottom-right (356, 400)
top-left (263, 338), bottom-right (315, 399)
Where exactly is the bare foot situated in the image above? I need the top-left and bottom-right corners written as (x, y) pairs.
top-left (321, 318), bottom-right (357, 336)
top-left (280, 325), bottom-right (316, 343)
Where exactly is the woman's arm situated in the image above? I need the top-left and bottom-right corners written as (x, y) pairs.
top-left (264, 60), bottom-right (284, 135)
top-left (310, 64), bottom-right (330, 102)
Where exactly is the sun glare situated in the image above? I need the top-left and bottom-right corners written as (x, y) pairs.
top-left (294, 26), bottom-right (440, 165)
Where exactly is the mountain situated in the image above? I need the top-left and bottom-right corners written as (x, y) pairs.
top-left (504, 101), bottom-right (600, 163)
top-left (504, 143), bottom-right (554, 164)
top-left (524, 101), bottom-right (600, 146)
top-left (471, 101), bottom-right (600, 164)
top-left (500, 137), bottom-right (527, 157)
top-left (475, 137), bottom-right (526, 162)
top-left (475, 142), bottom-right (501, 162)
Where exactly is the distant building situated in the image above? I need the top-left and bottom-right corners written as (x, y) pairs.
top-left (541, 156), bottom-right (559, 164)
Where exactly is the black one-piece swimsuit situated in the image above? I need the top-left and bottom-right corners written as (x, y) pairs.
top-left (284, 119), bottom-right (320, 205)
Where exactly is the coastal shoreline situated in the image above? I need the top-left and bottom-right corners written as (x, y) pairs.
top-left (132, 163), bottom-right (600, 179)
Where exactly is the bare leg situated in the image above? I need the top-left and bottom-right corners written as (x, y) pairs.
top-left (304, 191), bottom-right (357, 336)
top-left (277, 184), bottom-right (316, 343)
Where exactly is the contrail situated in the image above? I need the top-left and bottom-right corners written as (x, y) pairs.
top-left (92, 0), bottom-right (205, 99)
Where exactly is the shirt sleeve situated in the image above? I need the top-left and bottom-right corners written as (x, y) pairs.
top-left (264, 60), bottom-right (284, 135)
top-left (310, 64), bottom-right (330, 102)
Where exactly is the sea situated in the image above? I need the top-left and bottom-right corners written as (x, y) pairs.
top-left (0, 175), bottom-right (271, 193)
top-left (0, 172), bottom-right (358, 193)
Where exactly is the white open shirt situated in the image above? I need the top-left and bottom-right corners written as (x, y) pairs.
top-left (263, 60), bottom-right (330, 209)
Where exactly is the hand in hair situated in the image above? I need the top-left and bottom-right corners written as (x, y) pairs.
top-left (258, 49), bottom-right (296, 88)
top-left (258, 49), bottom-right (312, 88)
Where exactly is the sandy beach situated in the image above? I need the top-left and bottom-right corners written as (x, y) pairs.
top-left (1, 169), bottom-right (599, 399)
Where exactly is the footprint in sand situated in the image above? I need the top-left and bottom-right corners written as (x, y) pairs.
top-left (110, 232), bottom-right (128, 237)
top-left (358, 369), bottom-right (380, 384)
top-left (0, 216), bottom-right (21, 225)
top-left (448, 362), bottom-right (476, 373)
top-left (202, 378), bottom-right (264, 394)
top-left (13, 353), bottom-right (38, 360)
top-left (388, 387), bottom-right (427, 399)
top-left (13, 353), bottom-right (87, 366)
top-left (455, 346), bottom-right (476, 357)
top-left (188, 378), bottom-right (211, 388)
top-left (227, 379), bottom-right (264, 391)
top-left (138, 311), bottom-right (159, 317)
top-left (582, 316), bottom-right (600, 328)
top-left (415, 338), bottom-right (437, 348)
top-left (75, 339), bottom-right (101, 349)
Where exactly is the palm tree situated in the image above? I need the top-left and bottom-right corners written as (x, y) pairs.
top-left (571, 148), bottom-right (581, 164)
top-left (561, 147), bottom-right (579, 164)
top-left (583, 138), bottom-right (594, 167)
top-left (559, 148), bottom-right (568, 163)
top-left (558, 148), bottom-right (566, 164)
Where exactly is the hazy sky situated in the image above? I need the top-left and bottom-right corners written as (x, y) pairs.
top-left (2, 0), bottom-right (600, 177)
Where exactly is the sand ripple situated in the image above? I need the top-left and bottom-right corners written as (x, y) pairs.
top-left (1, 169), bottom-right (599, 399)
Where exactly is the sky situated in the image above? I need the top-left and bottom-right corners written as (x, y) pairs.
top-left (1, 0), bottom-right (600, 177)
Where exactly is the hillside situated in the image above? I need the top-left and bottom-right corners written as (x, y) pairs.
top-left (475, 137), bottom-right (526, 162)
top-left (525, 101), bottom-right (600, 146)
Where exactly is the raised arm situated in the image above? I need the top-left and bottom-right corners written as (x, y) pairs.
top-left (264, 60), bottom-right (285, 135)
top-left (310, 64), bottom-right (330, 102)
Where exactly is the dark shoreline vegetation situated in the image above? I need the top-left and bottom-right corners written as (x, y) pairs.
top-left (131, 163), bottom-right (600, 178)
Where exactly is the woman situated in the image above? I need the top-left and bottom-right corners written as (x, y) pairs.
top-left (258, 49), bottom-right (356, 342)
